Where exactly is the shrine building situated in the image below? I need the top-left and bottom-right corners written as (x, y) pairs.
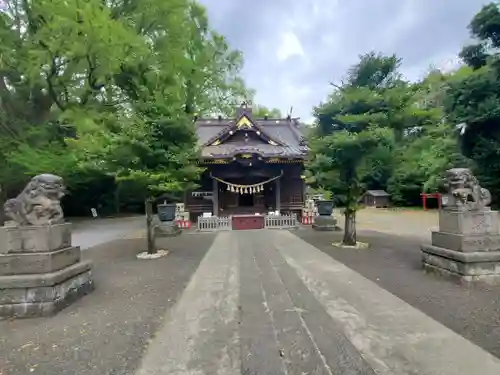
top-left (185, 103), bottom-right (308, 221)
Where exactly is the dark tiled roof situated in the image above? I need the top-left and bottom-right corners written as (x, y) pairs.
top-left (195, 117), bottom-right (307, 158)
top-left (195, 122), bottom-right (229, 146)
top-left (365, 190), bottom-right (390, 197)
top-left (201, 142), bottom-right (307, 158)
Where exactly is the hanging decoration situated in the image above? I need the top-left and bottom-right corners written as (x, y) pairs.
top-left (210, 170), bottom-right (283, 195)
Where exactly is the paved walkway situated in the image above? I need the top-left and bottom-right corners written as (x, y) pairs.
top-left (0, 234), bottom-right (215, 375)
top-left (136, 230), bottom-right (500, 375)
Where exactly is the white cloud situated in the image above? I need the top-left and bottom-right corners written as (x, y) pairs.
top-left (276, 31), bottom-right (304, 62)
top-left (200, 0), bottom-right (486, 120)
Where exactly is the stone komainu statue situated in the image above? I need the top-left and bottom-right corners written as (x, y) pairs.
top-left (3, 174), bottom-right (66, 226)
top-left (442, 168), bottom-right (491, 211)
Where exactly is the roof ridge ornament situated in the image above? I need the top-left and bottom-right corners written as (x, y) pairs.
top-left (241, 100), bottom-right (252, 108)
top-left (236, 115), bottom-right (253, 129)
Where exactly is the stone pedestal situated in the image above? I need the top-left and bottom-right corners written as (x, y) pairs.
top-left (421, 209), bottom-right (500, 285)
top-left (154, 221), bottom-right (181, 238)
top-left (312, 215), bottom-right (338, 231)
top-left (0, 223), bottom-right (93, 318)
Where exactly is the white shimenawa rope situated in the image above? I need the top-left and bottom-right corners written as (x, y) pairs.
top-left (210, 170), bottom-right (283, 194)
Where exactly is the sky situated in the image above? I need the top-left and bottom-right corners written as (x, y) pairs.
top-left (198, 0), bottom-right (488, 123)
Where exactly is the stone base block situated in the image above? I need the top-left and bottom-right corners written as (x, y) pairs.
top-left (0, 223), bottom-right (72, 254)
top-left (438, 209), bottom-right (499, 235)
top-left (431, 231), bottom-right (500, 252)
top-left (0, 246), bottom-right (81, 276)
top-left (312, 216), bottom-right (339, 232)
top-left (423, 263), bottom-right (500, 286)
top-left (421, 244), bottom-right (500, 285)
top-left (0, 260), bottom-right (93, 318)
top-left (154, 222), bottom-right (181, 238)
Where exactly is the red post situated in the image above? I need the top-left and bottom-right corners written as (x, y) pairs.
top-left (421, 193), bottom-right (441, 211)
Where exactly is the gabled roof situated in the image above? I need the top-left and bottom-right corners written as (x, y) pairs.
top-left (202, 112), bottom-right (285, 147)
top-left (365, 190), bottom-right (390, 197)
top-left (195, 106), bottom-right (308, 159)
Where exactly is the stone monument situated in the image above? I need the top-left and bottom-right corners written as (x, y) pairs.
top-left (0, 174), bottom-right (93, 318)
top-left (312, 200), bottom-right (338, 231)
top-left (421, 168), bottom-right (500, 284)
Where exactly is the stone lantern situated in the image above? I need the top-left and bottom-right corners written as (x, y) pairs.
top-left (313, 200), bottom-right (337, 231)
top-left (316, 200), bottom-right (334, 216)
top-left (157, 203), bottom-right (176, 222)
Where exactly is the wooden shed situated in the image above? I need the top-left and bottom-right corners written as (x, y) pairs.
top-left (363, 190), bottom-right (390, 208)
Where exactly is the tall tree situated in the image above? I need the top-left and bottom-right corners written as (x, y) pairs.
top-left (0, 0), bottom-right (251, 219)
top-left (307, 127), bottom-right (393, 245)
top-left (344, 52), bottom-right (402, 90)
top-left (445, 2), bottom-right (500, 204)
top-left (252, 105), bottom-right (282, 118)
top-left (317, 53), bottom-right (435, 143)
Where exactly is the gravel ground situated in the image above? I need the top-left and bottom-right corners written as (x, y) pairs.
top-left (354, 208), bottom-right (439, 239)
top-left (0, 233), bottom-right (215, 375)
top-left (295, 228), bottom-right (500, 359)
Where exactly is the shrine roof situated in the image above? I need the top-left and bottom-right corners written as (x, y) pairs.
top-left (365, 190), bottom-right (390, 197)
top-left (200, 142), bottom-right (306, 158)
top-left (195, 114), bottom-right (308, 159)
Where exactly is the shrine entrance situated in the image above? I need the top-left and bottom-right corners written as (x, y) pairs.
top-left (238, 193), bottom-right (254, 207)
top-left (215, 171), bottom-right (281, 215)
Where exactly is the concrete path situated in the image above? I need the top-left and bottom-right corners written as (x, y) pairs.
top-left (136, 230), bottom-right (500, 375)
top-left (71, 216), bottom-right (145, 249)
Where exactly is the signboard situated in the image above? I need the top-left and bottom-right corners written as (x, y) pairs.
top-left (192, 191), bottom-right (213, 198)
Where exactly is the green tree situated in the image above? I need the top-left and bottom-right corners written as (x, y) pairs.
top-left (314, 53), bottom-right (439, 200)
top-left (459, 3), bottom-right (500, 70)
top-left (388, 123), bottom-right (468, 205)
top-left (310, 51), bottom-right (457, 219)
top-left (317, 53), bottom-right (436, 143)
top-left (67, 99), bottom-right (202, 253)
top-left (252, 105), bottom-right (282, 118)
top-left (307, 127), bottom-right (393, 245)
top-left (445, 2), bottom-right (500, 205)
top-left (343, 52), bottom-right (402, 90)
top-left (386, 67), bottom-right (467, 205)
top-left (0, 0), bottom-right (250, 220)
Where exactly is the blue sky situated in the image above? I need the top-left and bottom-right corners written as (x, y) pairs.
top-left (199, 0), bottom-right (487, 123)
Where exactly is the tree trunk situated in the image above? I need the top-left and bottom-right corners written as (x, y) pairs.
top-left (0, 185), bottom-right (5, 226)
top-left (114, 182), bottom-right (121, 215)
top-left (145, 198), bottom-right (155, 254)
top-left (343, 210), bottom-right (357, 246)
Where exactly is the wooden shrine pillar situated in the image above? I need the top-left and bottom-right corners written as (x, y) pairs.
top-left (275, 178), bottom-right (281, 212)
top-left (212, 179), bottom-right (219, 216)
